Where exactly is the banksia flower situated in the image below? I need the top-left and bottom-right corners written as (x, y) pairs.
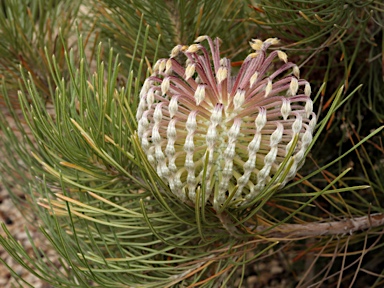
top-left (137, 36), bottom-right (316, 210)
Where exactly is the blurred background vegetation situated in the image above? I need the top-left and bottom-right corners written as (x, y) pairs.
top-left (0, 0), bottom-right (383, 287)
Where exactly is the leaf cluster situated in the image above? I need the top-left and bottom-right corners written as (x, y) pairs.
top-left (93, 0), bottom-right (255, 75)
top-left (0, 0), bottom-right (85, 110)
top-left (250, 0), bottom-right (384, 127)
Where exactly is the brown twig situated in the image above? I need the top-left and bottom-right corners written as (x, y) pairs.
top-left (252, 213), bottom-right (384, 239)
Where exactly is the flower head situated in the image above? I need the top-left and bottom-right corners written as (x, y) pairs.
top-left (137, 36), bottom-right (316, 210)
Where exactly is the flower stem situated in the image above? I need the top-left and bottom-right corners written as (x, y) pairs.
top-left (217, 211), bottom-right (242, 239)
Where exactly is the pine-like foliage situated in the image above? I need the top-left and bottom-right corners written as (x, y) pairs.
top-left (0, 0), bottom-right (383, 287)
top-left (0, 0), bottom-right (84, 108)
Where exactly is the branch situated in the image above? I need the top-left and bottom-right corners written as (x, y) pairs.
top-left (253, 213), bottom-right (384, 239)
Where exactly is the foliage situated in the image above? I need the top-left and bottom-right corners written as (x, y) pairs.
top-left (93, 0), bottom-right (255, 75)
top-left (249, 0), bottom-right (384, 127)
top-left (0, 0), bottom-right (86, 109)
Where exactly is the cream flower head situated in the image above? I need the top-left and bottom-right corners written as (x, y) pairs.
top-left (137, 36), bottom-right (316, 210)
